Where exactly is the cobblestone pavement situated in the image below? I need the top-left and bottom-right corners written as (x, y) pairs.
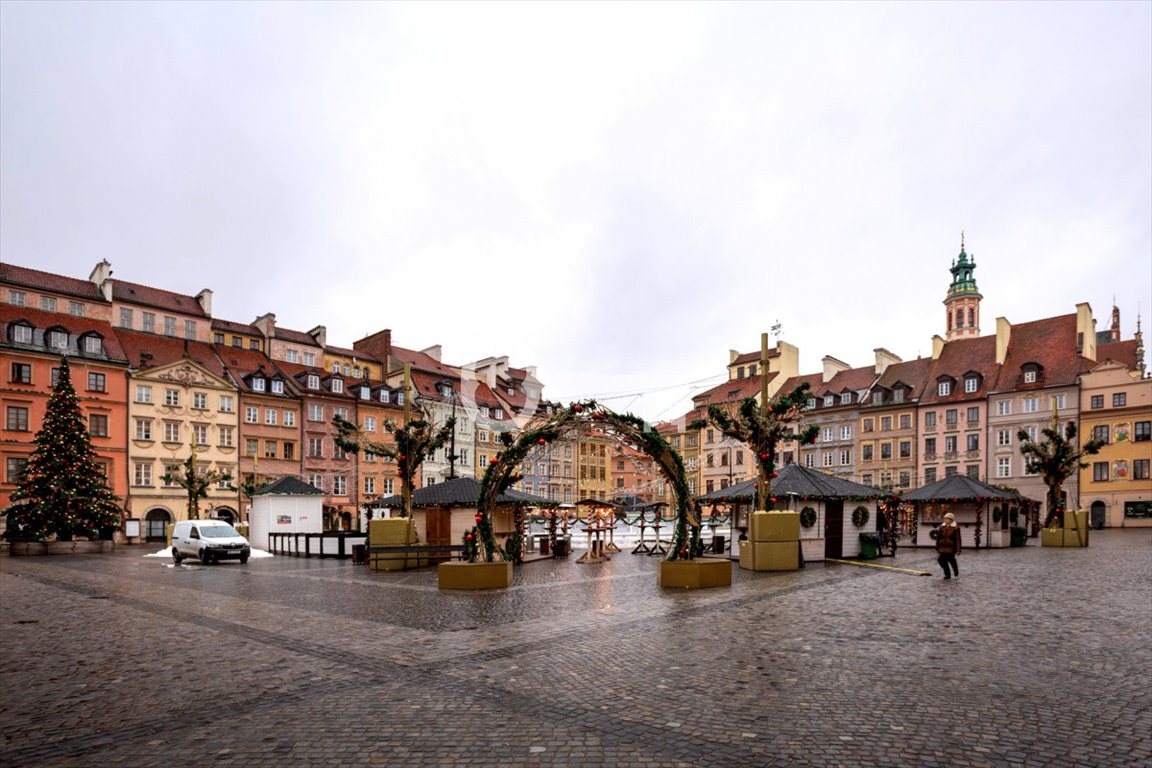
top-left (2, 530), bottom-right (1150, 768)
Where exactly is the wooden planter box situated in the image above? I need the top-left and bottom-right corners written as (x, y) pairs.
top-left (8, 540), bottom-right (114, 556)
top-left (658, 558), bottom-right (732, 589)
top-left (438, 560), bottom-right (512, 590)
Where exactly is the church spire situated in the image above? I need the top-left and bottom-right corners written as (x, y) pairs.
top-left (944, 234), bottom-right (983, 341)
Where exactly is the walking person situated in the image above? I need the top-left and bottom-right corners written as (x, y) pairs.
top-left (935, 512), bottom-right (962, 579)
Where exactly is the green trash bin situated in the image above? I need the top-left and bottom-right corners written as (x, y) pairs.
top-left (858, 532), bottom-right (880, 560)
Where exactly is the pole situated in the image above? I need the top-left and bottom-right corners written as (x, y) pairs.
top-left (401, 362), bottom-right (412, 518)
top-left (758, 332), bottom-right (770, 511)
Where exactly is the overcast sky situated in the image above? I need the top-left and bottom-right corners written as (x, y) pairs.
top-left (2, 1), bottom-right (1149, 423)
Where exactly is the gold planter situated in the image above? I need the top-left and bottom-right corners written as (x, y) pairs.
top-left (438, 560), bottom-right (512, 590)
top-left (658, 558), bottom-right (733, 589)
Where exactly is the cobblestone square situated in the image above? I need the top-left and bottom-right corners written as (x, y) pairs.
top-left (2, 530), bottom-right (1149, 767)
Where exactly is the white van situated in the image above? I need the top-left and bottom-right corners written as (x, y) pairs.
top-left (172, 519), bottom-right (251, 565)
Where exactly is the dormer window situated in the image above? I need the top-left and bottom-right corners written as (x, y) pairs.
top-left (938, 380), bottom-right (952, 396)
top-left (873, 390), bottom-right (885, 405)
top-left (840, 393), bottom-right (852, 405)
top-left (307, 374), bottom-right (320, 390)
top-left (807, 397), bottom-right (816, 410)
top-left (480, 406), bottom-right (490, 418)
top-left (823, 395), bottom-right (834, 407)
top-left (10, 322), bottom-right (33, 344)
top-left (252, 378), bottom-right (266, 392)
top-left (893, 388), bottom-right (905, 403)
top-left (82, 334), bottom-right (103, 355)
top-left (1023, 370), bottom-right (1036, 383)
top-left (331, 379), bottom-right (344, 394)
top-left (396, 391), bottom-right (404, 406)
top-left (494, 408), bottom-right (504, 420)
top-left (964, 376), bottom-right (979, 393)
top-left (49, 329), bottom-right (69, 350)
top-left (360, 386), bottom-right (370, 400)
top-left (507, 387), bottom-right (514, 396)
top-left (379, 389), bottom-right (390, 403)
top-left (271, 380), bottom-right (284, 394)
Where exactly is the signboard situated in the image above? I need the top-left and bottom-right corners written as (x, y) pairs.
top-left (124, 519), bottom-right (141, 538)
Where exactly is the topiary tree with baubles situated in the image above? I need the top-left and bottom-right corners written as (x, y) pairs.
top-left (161, 451), bottom-right (232, 521)
top-left (691, 381), bottom-right (819, 511)
top-left (1018, 415), bottom-right (1103, 531)
top-left (333, 407), bottom-right (454, 519)
top-left (4, 358), bottom-right (121, 541)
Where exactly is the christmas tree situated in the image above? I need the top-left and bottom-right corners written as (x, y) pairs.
top-left (4, 358), bottom-right (122, 541)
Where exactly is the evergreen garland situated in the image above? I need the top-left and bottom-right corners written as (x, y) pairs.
top-left (4, 358), bottom-right (121, 541)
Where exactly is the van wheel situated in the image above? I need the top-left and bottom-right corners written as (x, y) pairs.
top-left (200, 551), bottom-right (213, 565)
top-left (172, 548), bottom-right (182, 564)
top-left (239, 554), bottom-right (249, 564)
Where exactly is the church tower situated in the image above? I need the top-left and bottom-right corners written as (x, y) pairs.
top-left (944, 234), bottom-right (982, 341)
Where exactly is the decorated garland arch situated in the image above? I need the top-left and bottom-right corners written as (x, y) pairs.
top-left (471, 401), bottom-right (700, 563)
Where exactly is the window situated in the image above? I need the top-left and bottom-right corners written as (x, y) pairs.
top-left (271, 380), bottom-right (284, 395)
top-left (997, 400), bottom-right (1011, 416)
top-left (133, 462), bottom-right (153, 486)
top-left (807, 398), bottom-right (817, 410)
top-left (899, 441), bottom-right (911, 459)
top-left (924, 467), bottom-right (937, 484)
top-left (41, 296), bottom-right (57, 312)
top-left (494, 408), bottom-right (504, 419)
top-left (11, 323), bottom-right (33, 344)
top-left (899, 472), bottom-right (910, 488)
top-left (333, 476), bottom-right (347, 495)
top-left (822, 452), bottom-right (833, 467)
top-left (1093, 462), bottom-right (1109, 482)
top-left (880, 443), bottom-right (892, 460)
top-left (997, 457), bottom-right (1011, 478)
top-left (134, 419), bottom-right (152, 440)
top-left (63, 300), bottom-right (81, 317)
top-left (8, 290), bottom-right (26, 306)
top-left (308, 437), bottom-right (324, 458)
top-left (1023, 397), bottom-right (1038, 413)
top-left (11, 363), bottom-right (31, 384)
top-left (219, 426), bottom-right (234, 448)
top-left (184, 320), bottom-right (196, 340)
top-left (997, 429), bottom-right (1012, 446)
top-left (938, 381), bottom-right (951, 396)
top-left (378, 389), bottom-right (390, 404)
top-left (309, 474), bottom-right (324, 491)
top-left (823, 395), bottom-right (834, 407)
top-left (946, 466), bottom-right (959, 477)
top-left (944, 436), bottom-right (957, 454)
top-left (303, 352), bottom-right (316, 366)
top-left (245, 406), bottom-right (258, 424)
top-left (964, 407), bottom-right (978, 423)
top-left (839, 449), bottom-right (851, 466)
top-left (1134, 459), bottom-right (1150, 481)
top-left (6, 457), bottom-right (28, 482)
top-left (50, 367), bottom-right (62, 387)
top-left (880, 416), bottom-right (892, 431)
top-left (49, 330), bottom-right (68, 350)
top-left (966, 464), bottom-right (980, 479)
top-left (286, 349), bottom-right (299, 363)
top-left (307, 374), bottom-right (320, 390)
top-left (1092, 425), bottom-right (1110, 444)
top-left (899, 414), bottom-right (911, 430)
top-left (863, 418), bottom-right (874, 433)
top-left (214, 332), bottom-right (225, 344)
top-left (365, 416), bottom-right (377, 432)
top-left (249, 340), bottom-right (260, 351)
top-left (135, 385), bottom-right (152, 403)
top-left (925, 412), bottom-right (936, 427)
top-left (964, 377), bottom-right (978, 393)
top-left (245, 438), bottom-right (259, 457)
top-left (1134, 421), bottom-right (1151, 442)
top-left (265, 409), bottom-right (277, 426)
top-left (840, 425), bottom-right (852, 440)
top-left (252, 378), bottom-right (265, 392)
top-left (309, 404), bottom-right (323, 421)
top-left (264, 441), bottom-right (277, 459)
top-left (193, 425), bottom-right (208, 445)
top-left (163, 316), bottom-right (177, 336)
top-left (284, 410), bottom-right (296, 427)
top-left (192, 392), bottom-right (207, 410)
top-left (1023, 370), bottom-right (1037, 384)
top-left (863, 445), bottom-right (874, 461)
top-left (231, 336), bottom-right (242, 347)
top-left (840, 393), bottom-right (851, 405)
top-left (804, 454), bottom-right (815, 468)
top-left (945, 409), bottom-right (958, 426)
top-left (219, 395), bottom-right (234, 412)
top-left (334, 407), bottom-right (348, 420)
top-left (88, 413), bottom-right (109, 437)
top-left (967, 434), bottom-right (979, 451)
top-left (1113, 392), bottom-right (1127, 407)
top-left (331, 379), bottom-right (344, 394)
top-left (1023, 426), bottom-right (1038, 442)
top-left (1091, 395), bottom-right (1104, 409)
top-left (164, 421), bottom-right (181, 442)
top-left (164, 389), bottom-right (180, 406)
top-left (1052, 394), bottom-right (1066, 410)
top-left (364, 477), bottom-right (376, 495)
top-left (83, 335), bottom-right (102, 354)
top-left (142, 312), bottom-right (156, 333)
top-left (282, 442), bottom-right (294, 460)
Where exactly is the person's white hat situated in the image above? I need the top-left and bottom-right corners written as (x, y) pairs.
top-left (943, 512), bottom-right (955, 521)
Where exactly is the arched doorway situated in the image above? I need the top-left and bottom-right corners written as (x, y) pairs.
top-left (1090, 500), bottom-right (1107, 530)
top-left (474, 401), bottom-right (699, 563)
top-left (213, 507), bottom-right (236, 524)
top-left (144, 508), bottom-right (172, 542)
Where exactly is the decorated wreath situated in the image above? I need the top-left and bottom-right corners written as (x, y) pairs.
top-left (800, 506), bottom-right (817, 528)
top-left (993, 506), bottom-right (1002, 524)
top-left (851, 505), bottom-right (870, 528)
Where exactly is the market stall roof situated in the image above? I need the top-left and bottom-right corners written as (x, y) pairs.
top-left (901, 474), bottom-right (1024, 502)
top-left (369, 476), bottom-right (554, 509)
top-left (252, 476), bottom-right (324, 496)
top-left (696, 463), bottom-right (894, 503)
top-left (575, 498), bottom-right (620, 508)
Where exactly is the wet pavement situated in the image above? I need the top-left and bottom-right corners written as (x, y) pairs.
top-left (1, 530), bottom-right (1150, 767)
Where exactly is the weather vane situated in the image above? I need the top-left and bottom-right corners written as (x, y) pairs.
top-left (771, 320), bottom-right (782, 339)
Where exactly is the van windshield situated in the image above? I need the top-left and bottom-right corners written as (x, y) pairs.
top-left (199, 523), bottom-right (239, 539)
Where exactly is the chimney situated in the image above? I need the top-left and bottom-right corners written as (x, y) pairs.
top-left (873, 347), bottom-right (902, 375)
top-left (353, 329), bottom-right (393, 366)
top-left (308, 325), bottom-right (327, 348)
top-left (195, 288), bottom-right (213, 318)
top-left (252, 313), bottom-right (277, 340)
top-left (421, 344), bottom-right (442, 362)
top-left (88, 260), bottom-right (114, 302)
top-left (996, 317), bottom-right (1011, 364)
top-left (821, 355), bottom-right (850, 383)
top-left (931, 335), bottom-right (945, 360)
top-left (1076, 303), bottom-right (1096, 362)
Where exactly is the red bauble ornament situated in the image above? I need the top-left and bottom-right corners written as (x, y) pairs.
top-left (771, 497), bottom-right (777, 504)
top-left (537, 438), bottom-right (547, 445)
top-left (573, 404), bottom-right (583, 412)
top-left (771, 472), bottom-right (778, 479)
top-left (759, 452), bottom-right (769, 460)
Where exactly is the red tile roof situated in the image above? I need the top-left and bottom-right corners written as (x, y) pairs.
top-left (993, 314), bottom-right (1081, 392)
top-left (325, 344), bottom-right (384, 365)
top-left (1093, 339), bottom-right (1139, 371)
top-left (393, 346), bottom-right (460, 378)
top-left (692, 374), bottom-right (772, 408)
top-left (112, 280), bottom-right (208, 317)
top-left (0, 304), bottom-right (128, 362)
top-left (113, 328), bottom-right (227, 378)
top-left (272, 326), bottom-right (321, 346)
top-left (812, 365), bottom-right (879, 399)
top-left (0, 262), bottom-right (106, 301)
top-left (212, 317), bottom-right (261, 335)
top-left (921, 335), bottom-right (999, 404)
top-left (872, 357), bottom-right (934, 401)
top-left (214, 345), bottom-right (296, 394)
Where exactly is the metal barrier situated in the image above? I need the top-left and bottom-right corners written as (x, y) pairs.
top-left (268, 532), bottom-right (366, 559)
